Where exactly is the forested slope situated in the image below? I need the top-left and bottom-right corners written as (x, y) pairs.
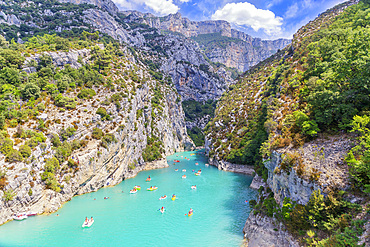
top-left (206, 0), bottom-right (369, 245)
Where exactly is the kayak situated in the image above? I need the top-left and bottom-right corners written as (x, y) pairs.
top-left (130, 189), bottom-right (137, 194)
top-left (182, 169), bottom-right (186, 172)
top-left (187, 212), bottom-right (193, 217)
top-left (147, 186), bottom-right (158, 191)
top-left (172, 196), bottom-right (176, 201)
top-left (182, 175), bottom-right (186, 179)
top-left (174, 160), bottom-right (180, 163)
top-left (134, 185), bottom-right (141, 190)
top-left (175, 169), bottom-right (178, 171)
top-left (160, 208), bottom-right (165, 214)
top-left (195, 173), bottom-right (200, 176)
top-left (159, 195), bottom-right (167, 200)
top-left (191, 186), bottom-right (197, 189)
top-left (82, 219), bottom-right (94, 228)
top-left (146, 178), bottom-right (151, 182)
top-left (205, 164), bottom-right (209, 167)
top-left (195, 163), bottom-right (199, 165)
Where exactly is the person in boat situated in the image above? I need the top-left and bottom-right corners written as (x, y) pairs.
top-left (161, 207), bottom-right (164, 211)
top-left (85, 217), bottom-right (88, 223)
top-left (148, 175), bottom-right (151, 179)
top-left (189, 208), bottom-right (193, 214)
top-left (90, 216), bottom-right (94, 222)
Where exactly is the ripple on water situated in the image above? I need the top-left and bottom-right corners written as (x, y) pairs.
top-left (0, 151), bottom-right (257, 247)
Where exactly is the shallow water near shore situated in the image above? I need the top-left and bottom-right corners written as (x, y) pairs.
top-left (0, 150), bottom-right (257, 247)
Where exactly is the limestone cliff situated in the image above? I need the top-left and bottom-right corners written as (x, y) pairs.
top-left (122, 11), bottom-right (291, 72)
top-left (243, 213), bottom-right (299, 247)
top-left (0, 45), bottom-right (193, 225)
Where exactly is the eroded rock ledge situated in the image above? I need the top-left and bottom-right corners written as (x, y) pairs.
top-left (208, 157), bottom-right (254, 175)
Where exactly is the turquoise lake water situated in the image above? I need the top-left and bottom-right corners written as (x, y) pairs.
top-left (0, 150), bottom-right (257, 247)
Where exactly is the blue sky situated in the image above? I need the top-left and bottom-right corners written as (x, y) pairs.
top-left (112, 0), bottom-right (347, 39)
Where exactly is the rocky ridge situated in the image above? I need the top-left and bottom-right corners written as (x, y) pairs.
top-left (122, 11), bottom-right (291, 72)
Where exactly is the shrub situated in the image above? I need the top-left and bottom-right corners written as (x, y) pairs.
top-left (101, 133), bottom-right (117, 148)
top-left (77, 88), bottom-right (96, 99)
top-left (37, 103), bottom-right (46, 111)
top-left (57, 75), bottom-right (71, 93)
top-left (54, 93), bottom-right (76, 109)
top-left (3, 189), bottom-right (15, 201)
top-left (6, 149), bottom-right (23, 162)
top-left (21, 83), bottom-right (40, 99)
top-left (9, 119), bottom-right (18, 128)
top-left (67, 158), bottom-right (78, 168)
top-left (60, 127), bottom-right (76, 141)
top-left (41, 172), bottom-right (61, 192)
top-left (142, 136), bottom-right (164, 162)
top-left (51, 133), bottom-right (61, 147)
top-left (71, 139), bottom-right (81, 150)
top-left (19, 145), bottom-right (31, 158)
top-left (92, 128), bottom-right (103, 140)
top-left (96, 107), bottom-right (110, 120)
top-left (0, 138), bottom-right (14, 156)
top-left (55, 142), bottom-right (72, 163)
top-left (44, 157), bottom-right (60, 173)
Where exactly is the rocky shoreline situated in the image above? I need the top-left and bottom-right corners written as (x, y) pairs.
top-left (207, 157), bottom-right (255, 175)
top-left (0, 158), bottom-right (170, 226)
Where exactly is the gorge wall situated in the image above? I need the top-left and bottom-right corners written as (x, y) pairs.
top-left (0, 43), bottom-right (193, 225)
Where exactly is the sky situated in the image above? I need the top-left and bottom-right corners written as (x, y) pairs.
top-left (112, 0), bottom-right (348, 39)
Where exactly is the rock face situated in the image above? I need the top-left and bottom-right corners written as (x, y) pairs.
top-left (265, 134), bottom-right (351, 205)
top-left (23, 47), bottom-right (94, 73)
top-left (243, 212), bottom-right (299, 247)
top-left (122, 11), bottom-right (291, 72)
top-left (264, 151), bottom-right (322, 205)
top-left (160, 35), bottom-right (233, 101)
top-left (208, 157), bottom-right (254, 175)
top-left (82, 8), bottom-right (145, 45)
top-left (0, 46), bottom-right (194, 225)
top-left (200, 37), bottom-right (291, 72)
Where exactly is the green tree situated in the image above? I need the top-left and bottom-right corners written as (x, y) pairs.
top-left (21, 83), bottom-right (40, 99)
top-left (57, 75), bottom-right (70, 93)
top-left (19, 145), bottom-right (31, 158)
top-left (346, 115), bottom-right (370, 193)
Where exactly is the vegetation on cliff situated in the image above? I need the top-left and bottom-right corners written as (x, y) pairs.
top-left (207, 0), bottom-right (369, 245)
top-left (0, 28), bottom-right (180, 194)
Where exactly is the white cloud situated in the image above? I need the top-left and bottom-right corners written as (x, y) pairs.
top-left (113, 0), bottom-right (179, 16)
top-left (144, 0), bottom-right (179, 15)
top-left (266, 0), bottom-right (283, 8)
top-left (284, 3), bottom-right (299, 19)
top-left (178, 0), bottom-right (192, 3)
top-left (211, 2), bottom-right (283, 35)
